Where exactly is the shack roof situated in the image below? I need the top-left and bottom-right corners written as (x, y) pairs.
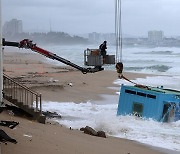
top-left (125, 85), bottom-right (180, 96)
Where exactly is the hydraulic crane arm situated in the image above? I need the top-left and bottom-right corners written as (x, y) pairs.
top-left (2, 38), bottom-right (103, 74)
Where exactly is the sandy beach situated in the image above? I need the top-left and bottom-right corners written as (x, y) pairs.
top-left (0, 50), bottom-right (166, 154)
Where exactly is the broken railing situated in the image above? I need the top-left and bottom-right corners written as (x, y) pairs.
top-left (3, 74), bottom-right (42, 113)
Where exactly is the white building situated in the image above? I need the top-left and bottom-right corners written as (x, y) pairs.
top-left (89, 32), bottom-right (115, 44)
top-left (148, 30), bottom-right (164, 42)
top-left (3, 19), bottom-right (23, 36)
top-left (88, 32), bottom-right (101, 43)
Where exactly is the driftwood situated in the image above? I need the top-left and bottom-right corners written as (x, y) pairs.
top-left (0, 129), bottom-right (17, 144)
top-left (0, 120), bottom-right (19, 129)
top-left (80, 126), bottom-right (106, 138)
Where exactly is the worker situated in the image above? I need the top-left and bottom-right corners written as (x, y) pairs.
top-left (99, 41), bottom-right (107, 58)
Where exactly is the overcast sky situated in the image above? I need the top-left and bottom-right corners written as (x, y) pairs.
top-left (2, 0), bottom-right (180, 36)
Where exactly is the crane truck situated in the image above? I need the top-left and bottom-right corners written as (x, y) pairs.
top-left (2, 38), bottom-right (105, 74)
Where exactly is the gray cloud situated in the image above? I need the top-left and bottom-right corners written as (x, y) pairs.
top-left (2, 0), bottom-right (180, 36)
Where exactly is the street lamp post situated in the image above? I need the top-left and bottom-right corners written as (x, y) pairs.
top-left (0, 0), bottom-right (3, 106)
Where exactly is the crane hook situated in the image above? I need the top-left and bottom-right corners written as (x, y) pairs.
top-left (116, 62), bottom-right (123, 78)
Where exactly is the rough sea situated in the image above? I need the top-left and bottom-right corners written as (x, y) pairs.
top-left (35, 44), bottom-right (180, 152)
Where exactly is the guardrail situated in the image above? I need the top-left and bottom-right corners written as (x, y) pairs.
top-left (3, 74), bottom-right (42, 113)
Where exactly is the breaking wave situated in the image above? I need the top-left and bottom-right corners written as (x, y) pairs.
top-left (42, 101), bottom-right (180, 152)
top-left (125, 65), bottom-right (171, 72)
top-left (135, 50), bottom-right (173, 55)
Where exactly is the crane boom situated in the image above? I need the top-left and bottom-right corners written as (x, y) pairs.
top-left (2, 38), bottom-right (103, 74)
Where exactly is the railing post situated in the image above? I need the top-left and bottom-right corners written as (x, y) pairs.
top-left (31, 93), bottom-right (33, 108)
top-left (3, 74), bottom-right (43, 119)
top-left (36, 95), bottom-right (38, 112)
top-left (40, 94), bottom-right (42, 114)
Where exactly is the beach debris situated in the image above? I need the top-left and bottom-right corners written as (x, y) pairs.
top-left (42, 111), bottom-right (61, 119)
top-left (48, 78), bottom-right (59, 83)
top-left (68, 82), bottom-right (73, 87)
top-left (5, 104), bottom-right (33, 118)
top-left (23, 134), bottom-right (32, 138)
top-left (0, 120), bottom-right (19, 129)
top-left (0, 129), bottom-right (17, 144)
top-left (80, 126), bottom-right (106, 138)
top-left (7, 110), bottom-right (15, 116)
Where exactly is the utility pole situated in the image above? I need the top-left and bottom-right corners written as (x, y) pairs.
top-left (0, 0), bottom-right (3, 106)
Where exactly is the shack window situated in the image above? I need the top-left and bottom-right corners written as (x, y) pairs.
top-left (125, 89), bottom-right (136, 95)
top-left (132, 103), bottom-right (143, 117)
top-left (137, 92), bottom-right (146, 97)
top-left (147, 94), bottom-right (156, 99)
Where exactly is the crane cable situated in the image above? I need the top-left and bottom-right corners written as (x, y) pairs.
top-left (115, 0), bottom-right (124, 77)
top-left (115, 0), bottom-right (122, 63)
top-left (115, 0), bottom-right (143, 87)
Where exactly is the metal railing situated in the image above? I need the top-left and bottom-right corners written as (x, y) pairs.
top-left (3, 74), bottom-right (42, 113)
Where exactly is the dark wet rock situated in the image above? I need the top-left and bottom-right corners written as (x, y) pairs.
top-left (80, 127), bottom-right (85, 131)
top-left (97, 131), bottom-right (106, 138)
top-left (42, 111), bottom-right (61, 118)
top-left (80, 126), bottom-right (106, 138)
top-left (83, 126), bottom-right (98, 136)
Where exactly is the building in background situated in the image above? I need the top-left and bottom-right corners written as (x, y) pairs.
top-left (148, 30), bottom-right (164, 42)
top-left (88, 32), bottom-right (101, 43)
top-left (88, 32), bottom-right (115, 44)
top-left (2, 19), bottom-right (23, 36)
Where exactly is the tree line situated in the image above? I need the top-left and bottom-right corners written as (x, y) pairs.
top-left (3, 31), bottom-right (89, 45)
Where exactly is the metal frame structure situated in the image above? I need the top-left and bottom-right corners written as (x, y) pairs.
top-left (3, 74), bottom-right (42, 113)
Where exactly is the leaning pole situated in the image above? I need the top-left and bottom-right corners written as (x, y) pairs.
top-left (0, 0), bottom-right (3, 106)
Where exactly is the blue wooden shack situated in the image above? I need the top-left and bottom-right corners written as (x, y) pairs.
top-left (117, 84), bottom-right (180, 122)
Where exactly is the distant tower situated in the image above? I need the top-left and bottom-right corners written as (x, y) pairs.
top-left (148, 30), bottom-right (164, 42)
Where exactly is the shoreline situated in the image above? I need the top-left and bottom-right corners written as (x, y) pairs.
top-left (1, 50), bottom-right (174, 154)
top-left (3, 51), bottom-right (149, 103)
